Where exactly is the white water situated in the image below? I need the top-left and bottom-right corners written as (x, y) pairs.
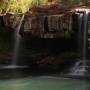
top-left (0, 65), bottom-right (28, 69)
top-left (68, 11), bottom-right (89, 76)
top-left (69, 61), bottom-right (86, 76)
top-left (12, 15), bottom-right (24, 65)
top-left (2, 15), bottom-right (28, 69)
top-left (11, 15), bottom-right (26, 68)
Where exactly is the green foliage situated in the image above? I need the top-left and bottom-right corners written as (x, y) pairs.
top-left (0, 0), bottom-right (89, 14)
top-left (0, 0), bottom-right (48, 13)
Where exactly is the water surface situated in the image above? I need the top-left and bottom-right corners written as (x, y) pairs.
top-left (0, 76), bottom-right (89, 90)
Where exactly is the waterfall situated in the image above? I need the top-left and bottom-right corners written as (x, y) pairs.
top-left (0, 15), bottom-right (28, 69)
top-left (68, 11), bottom-right (89, 76)
top-left (69, 61), bottom-right (86, 75)
top-left (82, 12), bottom-right (88, 65)
top-left (12, 15), bottom-right (24, 65)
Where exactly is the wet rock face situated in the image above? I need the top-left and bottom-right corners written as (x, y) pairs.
top-left (0, 14), bottom-right (78, 72)
top-left (3, 13), bottom-right (23, 31)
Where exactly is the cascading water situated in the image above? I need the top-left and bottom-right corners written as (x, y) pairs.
top-left (12, 15), bottom-right (24, 65)
top-left (68, 10), bottom-right (89, 76)
top-left (7, 14), bottom-right (25, 69)
top-left (1, 15), bottom-right (28, 69)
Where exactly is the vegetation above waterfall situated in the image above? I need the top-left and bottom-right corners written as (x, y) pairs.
top-left (0, 0), bottom-right (89, 14)
top-left (0, 0), bottom-right (48, 14)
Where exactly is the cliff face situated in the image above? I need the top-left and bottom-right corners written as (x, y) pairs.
top-left (31, 1), bottom-right (90, 15)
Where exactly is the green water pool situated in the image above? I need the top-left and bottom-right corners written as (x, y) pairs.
top-left (0, 76), bottom-right (89, 90)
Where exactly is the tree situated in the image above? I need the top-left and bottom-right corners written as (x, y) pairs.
top-left (0, 0), bottom-right (48, 13)
top-left (0, 0), bottom-right (89, 14)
